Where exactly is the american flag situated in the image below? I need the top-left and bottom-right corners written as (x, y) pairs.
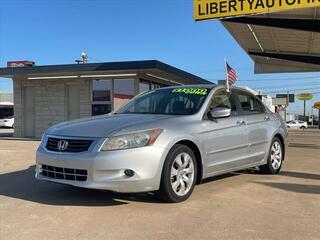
top-left (226, 62), bottom-right (238, 85)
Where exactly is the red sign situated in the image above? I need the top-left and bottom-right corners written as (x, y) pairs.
top-left (7, 61), bottom-right (35, 68)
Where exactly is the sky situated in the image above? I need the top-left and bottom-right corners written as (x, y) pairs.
top-left (0, 0), bottom-right (319, 115)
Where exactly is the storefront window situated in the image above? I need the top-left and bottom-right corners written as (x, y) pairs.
top-left (93, 90), bottom-right (111, 102)
top-left (139, 80), bottom-right (150, 93)
top-left (114, 79), bottom-right (134, 110)
top-left (92, 104), bottom-right (111, 116)
top-left (151, 83), bottom-right (161, 90)
top-left (92, 80), bottom-right (112, 101)
top-left (92, 80), bottom-right (112, 116)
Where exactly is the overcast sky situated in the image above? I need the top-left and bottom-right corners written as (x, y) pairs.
top-left (0, 0), bottom-right (319, 115)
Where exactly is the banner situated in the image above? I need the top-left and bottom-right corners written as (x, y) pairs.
top-left (194, 0), bottom-right (320, 21)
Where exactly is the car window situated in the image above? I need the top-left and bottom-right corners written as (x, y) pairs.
top-left (207, 90), bottom-right (237, 116)
top-left (0, 107), bottom-right (14, 119)
top-left (236, 91), bottom-right (266, 115)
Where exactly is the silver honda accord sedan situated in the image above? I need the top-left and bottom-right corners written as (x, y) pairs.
top-left (36, 84), bottom-right (288, 202)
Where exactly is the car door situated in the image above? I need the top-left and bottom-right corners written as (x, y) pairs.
top-left (235, 90), bottom-right (273, 164)
top-left (202, 89), bottom-right (249, 176)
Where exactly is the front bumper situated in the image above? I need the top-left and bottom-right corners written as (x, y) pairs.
top-left (0, 121), bottom-right (12, 127)
top-left (36, 144), bottom-right (166, 193)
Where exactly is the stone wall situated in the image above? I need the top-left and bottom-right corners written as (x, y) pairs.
top-left (13, 77), bottom-right (91, 138)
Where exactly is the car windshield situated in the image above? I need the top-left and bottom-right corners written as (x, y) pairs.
top-left (115, 87), bottom-right (212, 115)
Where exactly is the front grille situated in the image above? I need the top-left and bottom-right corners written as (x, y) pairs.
top-left (46, 137), bottom-right (93, 152)
top-left (41, 164), bottom-right (87, 181)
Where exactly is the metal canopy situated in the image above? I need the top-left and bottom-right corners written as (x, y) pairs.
top-left (222, 7), bottom-right (320, 73)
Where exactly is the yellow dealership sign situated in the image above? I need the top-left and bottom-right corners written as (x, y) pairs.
top-left (297, 93), bottom-right (313, 101)
top-left (314, 101), bottom-right (320, 110)
top-left (194, 0), bottom-right (320, 20)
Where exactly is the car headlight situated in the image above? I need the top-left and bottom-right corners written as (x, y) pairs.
top-left (100, 128), bottom-right (163, 151)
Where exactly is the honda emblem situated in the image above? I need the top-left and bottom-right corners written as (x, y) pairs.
top-left (57, 140), bottom-right (68, 151)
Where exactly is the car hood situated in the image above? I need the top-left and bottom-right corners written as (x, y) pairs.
top-left (46, 114), bottom-right (175, 138)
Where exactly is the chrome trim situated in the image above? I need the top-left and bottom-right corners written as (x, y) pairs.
top-left (43, 134), bottom-right (101, 153)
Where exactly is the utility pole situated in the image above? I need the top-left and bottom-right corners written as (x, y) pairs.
top-left (318, 109), bottom-right (320, 130)
top-left (303, 99), bottom-right (306, 121)
top-left (285, 91), bottom-right (289, 121)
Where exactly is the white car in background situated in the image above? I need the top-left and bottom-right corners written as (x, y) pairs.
top-left (0, 116), bottom-right (14, 128)
top-left (286, 120), bottom-right (307, 129)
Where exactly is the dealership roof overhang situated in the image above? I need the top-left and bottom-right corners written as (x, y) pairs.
top-left (0, 60), bottom-right (211, 85)
top-left (221, 7), bottom-right (320, 74)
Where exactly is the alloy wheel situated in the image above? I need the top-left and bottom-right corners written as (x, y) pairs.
top-left (270, 141), bottom-right (282, 170)
top-left (170, 152), bottom-right (195, 196)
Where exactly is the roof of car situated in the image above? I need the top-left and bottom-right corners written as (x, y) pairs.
top-left (160, 84), bottom-right (253, 92)
top-left (161, 84), bottom-right (216, 89)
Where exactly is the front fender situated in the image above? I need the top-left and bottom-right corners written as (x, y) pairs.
top-left (155, 134), bottom-right (205, 181)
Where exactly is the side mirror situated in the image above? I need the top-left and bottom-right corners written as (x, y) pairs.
top-left (208, 107), bottom-right (231, 119)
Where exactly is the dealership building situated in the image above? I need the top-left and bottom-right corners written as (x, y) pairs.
top-left (0, 60), bottom-right (210, 138)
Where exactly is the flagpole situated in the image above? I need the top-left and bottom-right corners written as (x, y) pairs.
top-left (224, 58), bottom-right (230, 92)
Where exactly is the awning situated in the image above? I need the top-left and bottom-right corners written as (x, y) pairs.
top-left (0, 60), bottom-right (211, 85)
top-left (222, 7), bottom-right (320, 73)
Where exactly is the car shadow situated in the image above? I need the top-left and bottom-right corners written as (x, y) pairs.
top-left (5, 166), bottom-right (311, 205)
top-left (0, 165), bottom-right (164, 206)
top-left (0, 165), bottom-right (246, 206)
top-left (201, 172), bottom-right (240, 184)
top-left (288, 143), bottom-right (320, 149)
top-left (238, 168), bottom-right (320, 181)
top-left (233, 169), bottom-right (320, 194)
top-left (254, 182), bottom-right (320, 195)
top-left (280, 171), bottom-right (320, 181)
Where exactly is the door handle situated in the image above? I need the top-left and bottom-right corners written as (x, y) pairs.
top-left (236, 120), bottom-right (246, 126)
top-left (264, 116), bottom-right (270, 121)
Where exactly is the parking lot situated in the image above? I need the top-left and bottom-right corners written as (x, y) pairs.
top-left (0, 129), bottom-right (319, 240)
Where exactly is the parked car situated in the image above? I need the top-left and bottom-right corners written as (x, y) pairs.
top-left (286, 120), bottom-right (308, 129)
top-left (36, 85), bottom-right (288, 202)
top-left (0, 116), bottom-right (14, 128)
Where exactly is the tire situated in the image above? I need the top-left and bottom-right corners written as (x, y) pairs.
top-left (158, 144), bottom-right (197, 203)
top-left (300, 126), bottom-right (306, 129)
top-left (259, 137), bottom-right (283, 174)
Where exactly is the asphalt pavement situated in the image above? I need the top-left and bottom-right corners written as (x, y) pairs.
top-left (0, 129), bottom-right (319, 240)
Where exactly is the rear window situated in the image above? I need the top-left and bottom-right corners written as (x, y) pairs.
top-left (235, 91), bottom-right (266, 115)
top-left (0, 107), bottom-right (13, 119)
